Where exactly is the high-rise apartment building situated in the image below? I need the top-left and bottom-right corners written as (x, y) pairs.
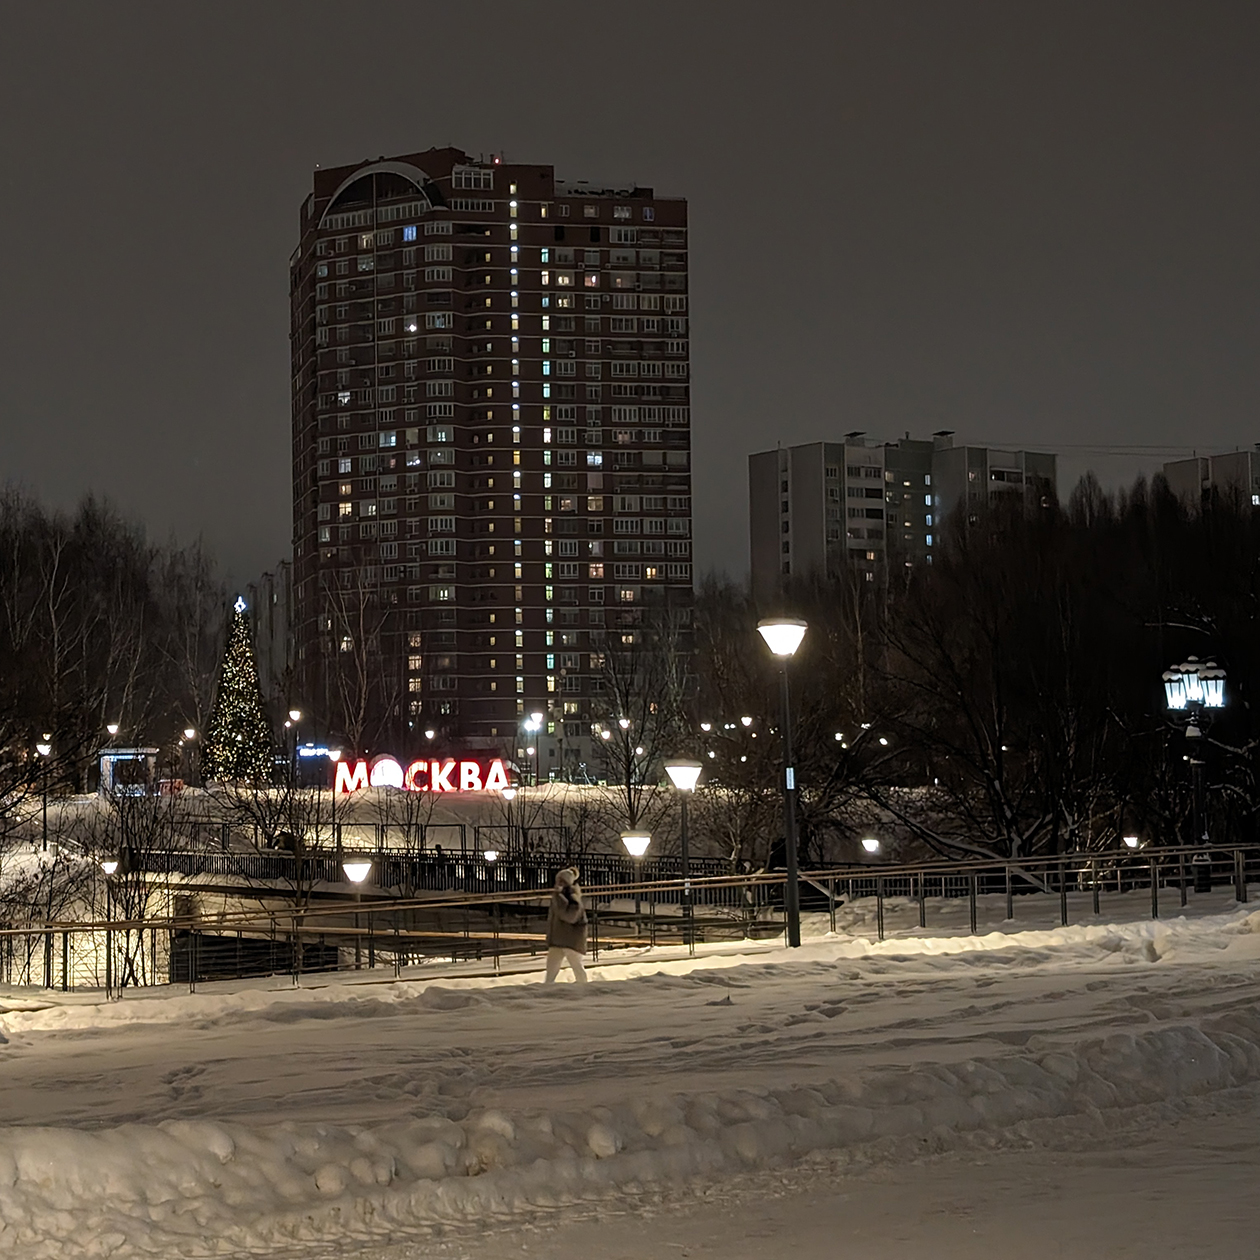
top-left (750, 432), bottom-right (1054, 600)
top-left (289, 148), bottom-right (692, 772)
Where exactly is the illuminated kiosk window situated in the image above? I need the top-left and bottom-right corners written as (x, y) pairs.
top-left (97, 747), bottom-right (161, 796)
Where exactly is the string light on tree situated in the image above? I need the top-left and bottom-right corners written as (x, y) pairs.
top-left (202, 596), bottom-right (274, 783)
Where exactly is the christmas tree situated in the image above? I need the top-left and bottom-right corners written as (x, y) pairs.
top-left (202, 597), bottom-right (274, 783)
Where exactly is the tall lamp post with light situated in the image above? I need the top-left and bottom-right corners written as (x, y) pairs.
top-left (1163, 656), bottom-right (1226, 848)
top-left (343, 859), bottom-right (372, 970)
top-left (181, 727), bottom-right (198, 788)
top-left (757, 618), bottom-right (807, 948)
top-left (286, 709), bottom-right (302, 786)
top-left (622, 830), bottom-right (651, 933)
top-left (664, 759), bottom-right (702, 951)
top-left (35, 735), bottom-right (52, 852)
top-left (522, 711), bottom-right (544, 786)
top-left (100, 859), bottom-right (118, 998)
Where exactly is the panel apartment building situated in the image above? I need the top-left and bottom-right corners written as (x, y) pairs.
top-left (290, 148), bottom-right (693, 772)
top-left (750, 432), bottom-right (1055, 600)
top-left (1163, 448), bottom-right (1260, 509)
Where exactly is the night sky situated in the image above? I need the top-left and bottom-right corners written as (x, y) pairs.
top-left (2, 2), bottom-right (1258, 585)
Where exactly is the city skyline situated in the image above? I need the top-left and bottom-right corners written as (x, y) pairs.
top-left (2, 4), bottom-right (1260, 587)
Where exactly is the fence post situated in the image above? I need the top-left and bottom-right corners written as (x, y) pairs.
top-left (830, 877), bottom-right (837, 934)
top-left (1179, 853), bottom-right (1188, 908)
top-left (1005, 864), bottom-right (1013, 920)
top-left (917, 872), bottom-right (926, 929)
top-left (1150, 858), bottom-right (1159, 919)
top-left (969, 873), bottom-right (977, 935)
top-left (1092, 861), bottom-right (1100, 917)
top-left (876, 876), bottom-right (885, 942)
top-left (1059, 860), bottom-right (1068, 927)
top-left (1236, 850), bottom-right (1248, 904)
top-left (61, 931), bottom-right (69, 992)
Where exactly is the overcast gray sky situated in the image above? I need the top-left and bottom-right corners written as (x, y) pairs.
top-left (1, 1), bottom-right (1258, 584)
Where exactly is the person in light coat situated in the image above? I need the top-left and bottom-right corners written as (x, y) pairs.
top-left (544, 867), bottom-right (589, 983)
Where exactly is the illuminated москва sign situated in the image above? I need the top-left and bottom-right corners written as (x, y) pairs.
top-left (335, 755), bottom-right (512, 794)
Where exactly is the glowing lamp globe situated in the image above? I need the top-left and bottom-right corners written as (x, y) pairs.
top-left (1123, 835), bottom-right (1140, 849)
top-left (861, 837), bottom-right (881, 854)
top-left (621, 832), bottom-right (651, 858)
top-left (664, 759), bottom-right (703, 793)
top-left (100, 860), bottom-right (119, 876)
top-left (483, 849), bottom-right (499, 863)
top-left (342, 860), bottom-right (372, 884)
top-left (757, 618), bottom-right (807, 658)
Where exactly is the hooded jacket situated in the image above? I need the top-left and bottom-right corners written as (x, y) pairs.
top-left (546, 868), bottom-right (588, 953)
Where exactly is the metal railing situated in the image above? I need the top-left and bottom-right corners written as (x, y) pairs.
top-left (2, 843), bottom-right (1254, 994)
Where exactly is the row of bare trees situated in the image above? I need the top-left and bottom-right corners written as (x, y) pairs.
top-left (0, 490), bottom-right (227, 845)
top-left (680, 474), bottom-right (1260, 867)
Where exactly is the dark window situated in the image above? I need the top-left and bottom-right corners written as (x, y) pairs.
top-left (554, 226), bottom-right (566, 241)
top-left (589, 226), bottom-right (601, 242)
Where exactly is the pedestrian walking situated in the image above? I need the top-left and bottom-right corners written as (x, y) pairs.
top-left (544, 867), bottom-right (589, 983)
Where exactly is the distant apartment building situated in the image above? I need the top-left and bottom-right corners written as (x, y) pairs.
top-left (289, 147), bottom-right (692, 774)
top-left (1163, 449), bottom-right (1260, 509)
top-left (750, 432), bottom-right (1056, 600)
top-left (931, 435), bottom-right (1057, 527)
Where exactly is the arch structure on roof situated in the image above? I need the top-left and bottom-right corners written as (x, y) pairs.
top-left (318, 160), bottom-right (438, 228)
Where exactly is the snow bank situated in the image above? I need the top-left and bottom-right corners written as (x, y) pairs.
top-left (6, 925), bottom-right (1260, 1256)
top-left (5, 1021), bottom-right (1260, 1257)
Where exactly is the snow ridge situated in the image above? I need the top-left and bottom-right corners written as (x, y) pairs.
top-left (3, 1011), bottom-right (1260, 1257)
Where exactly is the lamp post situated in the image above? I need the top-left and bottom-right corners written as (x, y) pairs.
top-left (622, 831), bottom-right (651, 934)
top-left (501, 785), bottom-right (518, 855)
top-left (758, 618), bottom-right (807, 947)
top-left (328, 749), bottom-right (343, 854)
top-left (664, 759), bottom-right (702, 952)
top-left (342, 859), bottom-right (372, 970)
top-left (100, 859), bottom-right (118, 998)
top-left (287, 709), bottom-right (302, 787)
top-left (522, 711), bottom-right (544, 786)
top-left (35, 735), bottom-right (52, 852)
top-left (1163, 656), bottom-right (1226, 847)
top-left (182, 727), bottom-right (197, 788)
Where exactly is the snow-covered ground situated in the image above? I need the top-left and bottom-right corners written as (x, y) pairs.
top-left (4, 898), bottom-right (1260, 1257)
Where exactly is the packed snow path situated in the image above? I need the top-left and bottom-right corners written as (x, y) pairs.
top-left (3, 906), bottom-right (1260, 1256)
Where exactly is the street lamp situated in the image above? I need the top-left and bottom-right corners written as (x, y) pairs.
top-left (621, 832), bottom-right (650, 857)
top-left (664, 759), bottom-right (702, 952)
top-left (106, 722), bottom-right (120, 739)
top-left (284, 709), bottom-right (302, 786)
top-left (181, 728), bottom-right (198, 787)
top-left (861, 837), bottom-right (882, 854)
top-left (342, 859), bottom-right (372, 971)
top-left (1163, 656), bottom-right (1226, 844)
top-left (622, 831), bottom-right (651, 933)
top-left (35, 735), bottom-right (52, 852)
top-left (758, 617), bottom-right (807, 947)
top-left (522, 712), bottom-right (544, 785)
top-left (100, 859), bottom-right (118, 997)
